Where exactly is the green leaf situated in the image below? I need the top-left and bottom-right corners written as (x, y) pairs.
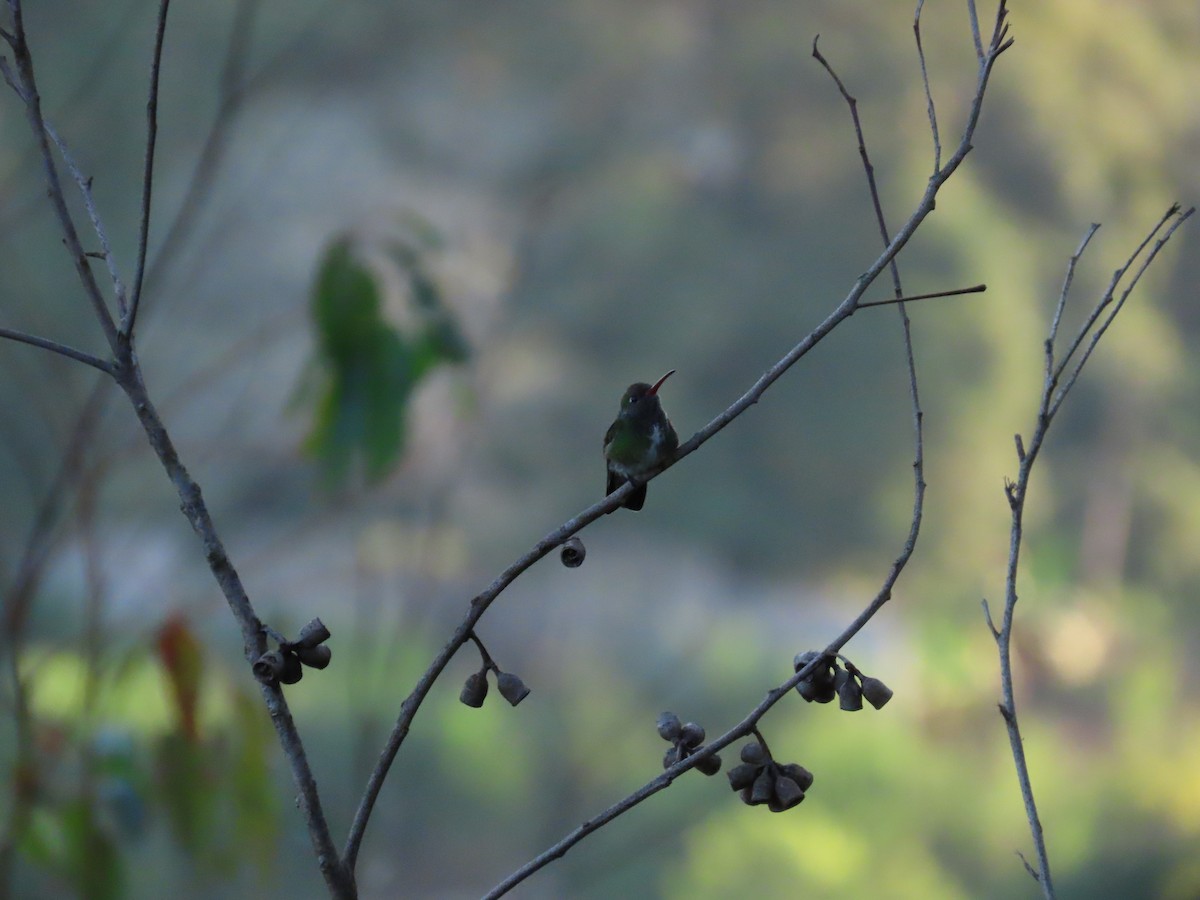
top-left (302, 234), bottom-right (470, 487)
top-left (230, 688), bottom-right (280, 880)
top-left (61, 800), bottom-right (124, 900)
top-left (154, 732), bottom-right (218, 856)
top-left (312, 240), bottom-right (382, 364)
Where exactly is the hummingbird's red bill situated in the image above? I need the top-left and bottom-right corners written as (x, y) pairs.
top-left (647, 369), bottom-right (675, 397)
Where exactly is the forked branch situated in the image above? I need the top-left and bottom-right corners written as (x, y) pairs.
top-left (988, 203), bottom-right (1192, 900)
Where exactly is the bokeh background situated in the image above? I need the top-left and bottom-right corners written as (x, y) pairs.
top-left (2, 1), bottom-right (1199, 897)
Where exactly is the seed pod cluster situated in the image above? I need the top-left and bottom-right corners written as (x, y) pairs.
top-left (252, 618), bottom-right (334, 687)
top-left (459, 667), bottom-right (531, 708)
top-left (657, 712), bottom-right (721, 776)
top-left (793, 651), bottom-right (892, 711)
top-left (726, 740), bottom-right (813, 813)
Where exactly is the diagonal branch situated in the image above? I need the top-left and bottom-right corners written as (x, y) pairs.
top-left (109, 357), bottom-right (354, 898)
top-left (348, 0), bottom-right (1013, 888)
top-left (1, 2), bottom-right (119, 352)
top-left (484, 12), bottom-right (953, 893)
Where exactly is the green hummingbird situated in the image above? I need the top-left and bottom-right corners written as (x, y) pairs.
top-left (604, 369), bottom-right (678, 512)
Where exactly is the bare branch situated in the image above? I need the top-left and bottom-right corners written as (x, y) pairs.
top-left (1046, 223), bottom-right (1100, 369)
top-left (1049, 206), bottom-right (1191, 419)
top-left (0, 7), bottom-right (119, 351)
top-left (914, 0), bottom-right (942, 172)
top-left (967, 0), bottom-right (984, 60)
top-left (981, 598), bottom-right (999, 640)
top-left (476, 5), bottom-right (1025, 895)
top-left (487, 573), bottom-right (905, 897)
top-left (109, 360), bottom-right (354, 898)
top-left (123, 0), bottom-right (171, 339)
top-left (145, 0), bottom-right (262, 290)
top-left (0, 43), bottom-right (133, 313)
top-left (0, 326), bottom-right (114, 374)
top-left (992, 203), bottom-right (1191, 900)
top-left (350, 3), bottom-right (1016, 880)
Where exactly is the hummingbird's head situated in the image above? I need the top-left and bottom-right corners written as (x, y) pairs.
top-left (619, 369), bottom-right (675, 415)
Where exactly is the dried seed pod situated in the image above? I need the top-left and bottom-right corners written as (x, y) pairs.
top-left (779, 763), bottom-right (815, 792)
top-left (771, 775), bottom-right (806, 811)
top-left (252, 650), bottom-right (286, 685)
top-left (796, 679), bottom-right (823, 703)
top-left (811, 664), bottom-right (837, 692)
top-left (279, 650), bottom-right (304, 685)
top-left (838, 676), bottom-right (863, 711)
top-left (656, 711), bottom-right (683, 742)
top-left (296, 644), bottom-right (332, 670)
top-left (739, 742), bottom-right (767, 766)
top-left (459, 670), bottom-right (488, 708)
top-left (795, 651), bottom-right (836, 702)
top-left (693, 752), bottom-right (722, 777)
top-left (808, 681), bottom-right (837, 704)
top-left (793, 650), bottom-right (821, 674)
top-left (727, 763), bottom-right (760, 791)
top-left (496, 671), bottom-right (531, 706)
top-left (678, 722), bottom-right (705, 748)
top-left (559, 536), bottom-right (586, 568)
top-left (749, 768), bottom-right (775, 805)
top-left (294, 618), bottom-right (332, 649)
top-left (861, 676), bottom-right (894, 709)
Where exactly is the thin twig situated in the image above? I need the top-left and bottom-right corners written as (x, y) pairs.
top-left (0, 60), bottom-right (128, 312)
top-left (858, 283), bottom-right (986, 309)
top-left (967, 0), bottom-right (984, 60)
top-left (145, 0), bottom-right (261, 292)
top-left (993, 204), bottom-right (1191, 900)
top-left (0, 327), bottom-right (114, 374)
top-left (1045, 224), bottom-right (1100, 371)
top-left (1048, 206), bottom-right (1190, 419)
top-left (2, 2), bottom-right (119, 352)
top-left (45, 122), bottom-right (129, 315)
top-left (123, 0), bottom-right (171, 338)
top-left (914, 0), bottom-right (942, 172)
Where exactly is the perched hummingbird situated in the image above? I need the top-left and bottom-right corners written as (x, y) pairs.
top-left (603, 370), bottom-right (678, 512)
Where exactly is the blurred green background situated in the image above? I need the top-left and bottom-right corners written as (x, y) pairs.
top-left (2, 1), bottom-right (1199, 897)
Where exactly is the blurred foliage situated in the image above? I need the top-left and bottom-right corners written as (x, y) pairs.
top-left (6, 619), bottom-right (279, 897)
top-left (0, 0), bottom-right (1198, 898)
top-left (304, 230), bottom-right (469, 486)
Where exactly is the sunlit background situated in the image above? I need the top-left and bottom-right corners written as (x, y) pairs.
top-left (2, 1), bottom-right (1199, 898)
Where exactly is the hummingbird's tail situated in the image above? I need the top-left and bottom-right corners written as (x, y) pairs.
top-left (605, 471), bottom-right (647, 512)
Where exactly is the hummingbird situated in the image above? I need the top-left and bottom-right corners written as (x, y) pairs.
top-left (603, 369), bottom-right (678, 512)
